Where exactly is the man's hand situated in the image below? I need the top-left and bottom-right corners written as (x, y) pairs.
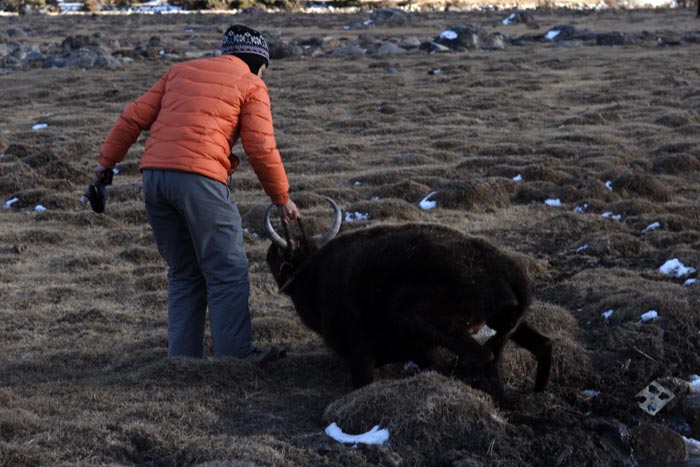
top-left (93, 163), bottom-right (110, 185)
top-left (277, 199), bottom-right (300, 225)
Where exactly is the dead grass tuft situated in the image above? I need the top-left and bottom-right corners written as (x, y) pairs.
top-left (371, 180), bottom-right (432, 204)
top-left (611, 173), bottom-right (674, 202)
top-left (323, 372), bottom-right (505, 453)
top-left (344, 199), bottom-right (420, 222)
top-left (434, 178), bottom-right (511, 211)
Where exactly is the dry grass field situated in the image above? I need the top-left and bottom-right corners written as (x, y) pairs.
top-left (1, 7), bottom-right (700, 466)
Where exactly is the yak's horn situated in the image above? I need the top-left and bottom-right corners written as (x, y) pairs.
top-left (265, 204), bottom-right (288, 250)
top-left (313, 196), bottom-right (342, 246)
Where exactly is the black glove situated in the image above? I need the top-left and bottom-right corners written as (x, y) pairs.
top-left (85, 168), bottom-right (113, 213)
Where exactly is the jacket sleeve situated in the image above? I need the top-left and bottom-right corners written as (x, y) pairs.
top-left (240, 81), bottom-right (290, 206)
top-left (97, 72), bottom-right (168, 168)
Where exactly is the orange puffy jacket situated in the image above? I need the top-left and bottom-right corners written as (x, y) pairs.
top-left (98, 54), bottom-right (290, 205)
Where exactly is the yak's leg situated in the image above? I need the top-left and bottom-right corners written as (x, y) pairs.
top-left (349, 345), bottom-right (376, 388)
top-left (509, 321), bottom-right (552, 392)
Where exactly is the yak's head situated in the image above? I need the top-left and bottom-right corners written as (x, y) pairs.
top-left (265, 196), bottom-right (342, 293)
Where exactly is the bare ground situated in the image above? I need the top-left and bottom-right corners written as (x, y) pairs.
top-left (1, 8), bottom-right (700, 467)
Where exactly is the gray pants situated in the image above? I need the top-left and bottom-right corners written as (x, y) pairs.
top-left (142, 169), bottom-right (253, 358)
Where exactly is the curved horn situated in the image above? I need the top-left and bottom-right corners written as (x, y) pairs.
top-left (264, 204), bottom-right (288, 250)
top-left (312, 196), bottom-right (342, 246)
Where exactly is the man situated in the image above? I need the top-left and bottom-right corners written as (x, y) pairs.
top-left (93, 25), bottom-right (299, 363)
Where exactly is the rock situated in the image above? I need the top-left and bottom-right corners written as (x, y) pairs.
top-left (261, 29), bottom-right (282, 39)
top-left (632, 423), bottom-right (688, 463)
top-left (268, 40), bottom-right (302, 59)
top-left (420, 41), bottom-right (451, 53)
top-left (682, 32), bottom-right (700, 43)
top-left (62, 35), bottom-right (98, 52)
top-left (95, 53), bottom-right (122, 69)
top-left (596, 32), bottom-right (627, 46)
top-left (501, 11), bottom-right (537, 26)
top-left (42, 56), bottom-right (67, 68)
top-left (25, 50), bottom-right (45, 68)
top-left (484, 33), bottom-right (506, 50)
top-left (66, 47), bottom-right (99, 68)
top-left (436, 24), bottom-right (482, 50)
top-left (543, 24), bottom-right (577, 41)
top-left (683, 394), bottom-right (700, 438)
top-left (330, 45), bottom-right (365, 57)
top-left (375, 42), bottom-right (406, 55)
top-left (369, 8), bottom-right (409, 26)
top-left (657, 34), bottom-right (683, 46)
top-left (398, 37), bottom-right (421, 49)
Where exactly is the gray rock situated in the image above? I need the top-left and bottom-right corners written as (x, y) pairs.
top-left (330, 45), bottom-right (365, 57)
top-left (399, 37), bottom-right (421, 49)
top-left (436, 24), bottom-right (482, 50)
top-left (268, 40), bottom-right (303, 59)
top-left (25, 50), bottom-right (46, 68)
top-left (632, 423), bottom-right (688, 463)
top-left (66, 47), bottom-right (99, 68)
top-left (95, 53), bottom-right (122, 69)
top-left (370, 8), bottom-right (409, 26)
top-left (596, 32), bottom-right (627, 46)
top-left (375, 42), bottom-right (407, 55)
top-left (544, 24), bottom-right (577, 41)
top-left (420, 41), bottom-right (451, 53)
top-left (1, 54), bottom-right (21, 68)
top-left (484, 33), bottom-right (506, 50)
top-left (42, 56), bottom-right (67, 68)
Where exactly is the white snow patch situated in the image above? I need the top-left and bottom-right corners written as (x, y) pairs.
top-left (353, 181), bottom-right (362, 186)
top-left (581, 389), bottom-right (600, 398)
top-left (370, 196), bottom-right (380, 201)
top-left (345, 212), bottom-right (369, 222)
top-left (659, 258), bottom-right (696, 278)
top-left (545, 29), bottom-right (561, 40)
top-left (363, 19), bottom-right (374, 26)
top-left (544, 198), bottom-right (561, 207)
top-left (642, 222), bottom-right (661, 233)
top-left (602, 212), bottom-right (622, 221)
top-left (574, 203), bottom-right (588, 214)
top-left (32, 123), bottom-right (48, 130)
top-left (112, 168), bottom-right (120, 175)
top-left (602, 309), bottom-right (614, 320)
top-left (440, 30), bottom-right (458, 40)
top-left (403, 361), bottom-right (420, 372)
top-left (576, 244), bottom-right (589, 253)
top-left (474, 325), bottom-right (497, 341)
top-left (325, 422), bottom-right (389, 445)
top-left (4, 197), bottom-right (19, 208)
top-left (34, 205), bottom-right (46, 212)
top-left (605, 180), bottom-right (613, 191)
top-left (419, 191), bottom-right (438, 210)
top-left (502, 13), bottom-right (516, 25)
top-left (432, 68), bottom-right (442, 75)
top-left (684, 278), bottom-right (697, 287)
top-left (689, 375), bottom-right (700, 393)
top-left (512, 174), bottom-right (522, 182)
top-left (684, 436), bottom-right (700, 456)
top-left (640, 310), bottom-right (658, 322)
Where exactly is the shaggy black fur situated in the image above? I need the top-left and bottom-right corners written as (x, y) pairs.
top-left (267, 223), bottom-right (552, 394)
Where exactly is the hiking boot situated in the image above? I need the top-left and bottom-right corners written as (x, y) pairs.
top-left (243, 346), bottom-right (287, 365)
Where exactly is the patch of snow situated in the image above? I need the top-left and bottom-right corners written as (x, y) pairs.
top-left (4, 197), bottom-right (19, 208)
top-left (545, 29), bottom-right (561, 40)
top-left (602, 309), bottom-right (614, 320)
top-left (689, 375), bottom-right (700, 393)
top-left (440, 30), bottom-right (458, 40)
top-left (576, 244), bottom-right (589, 253)
top-left (353, 181), bottom-right (362, 186)
top-left (605, 180), bottom-right (613, 191)
top-left (659, 258), bottom-right (696, 277)
top-left (32, 123), bottom-right (48, 130)
top-left (602, 212), bottom-right (621, 221)
top-left (370, 196), bottom-right (380, 201)
top-left (544, 198), bottom-right (561, 207)
top-left (513, 174), bottom-right (522, 182)
top-left (642, 222), bottom-right (661, 233)
top-left (640, 310), bottom-right (658, 322)
top-left (684, 278), bottom-right (697, 287)
top-left (345, 212), bottom-right (369, 222)
top-left (363, 19), bottom-right (374, 26)
top-left (581, 389), bottom-right (600, 398)
top-left (325, 422), bottom-right (389, 445)
top-left (34, 205), bottom-right (46, 212)
top-left (112, 168), bottom-right (120, 175)
top-left (403, 361), bottom-right (420, 372)
top-left (419, 191), bottom-right (438, 210)
top-left (432, 68), bottom-right (442, 75)
top-left (502, 13), bottom-right (516, 25)
top-left (574, 203), bottom-right (588, 214)
top-left (684, 436), bottom-right (700, 456)
top-left (474, 325), bottom-right (496, 341)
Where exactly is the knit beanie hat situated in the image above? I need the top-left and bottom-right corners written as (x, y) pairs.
top-left (221, 25), bottom-right (270, 75)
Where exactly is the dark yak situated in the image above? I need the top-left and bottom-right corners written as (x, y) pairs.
top-left (265, 197), bottom-right (552, 394)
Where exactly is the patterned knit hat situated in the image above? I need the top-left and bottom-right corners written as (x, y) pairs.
top-left (221, 25), bottom-right (270, 73)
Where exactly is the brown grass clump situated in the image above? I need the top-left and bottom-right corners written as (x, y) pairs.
top-left (371, 180), bottom-right (432, 204)
top-left (323, 372), bottom-right (505, 454)
top-left (611, 173), bottom-right (674, 202)
top-left (654, 111), bottom-right (698, 128)
top-left (344, 199), bottom-right (420, 222)
top-left (653, 153), bottom-right (700, 175)
top-left (434, 178), bottom-right (511, 211)
top-left (522, 165), bottom-right (577, 185)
